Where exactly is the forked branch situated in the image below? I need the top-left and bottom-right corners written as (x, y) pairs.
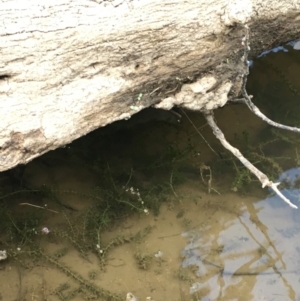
top-left (240, 26), bottom-right (300, 133)
top-left (203, 112), bottom-right (297, 209)
top-left (200, 25), bottom-right (299, 209)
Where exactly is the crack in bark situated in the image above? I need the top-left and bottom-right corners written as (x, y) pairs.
top-left (0, 74), bottom-right (11, 80)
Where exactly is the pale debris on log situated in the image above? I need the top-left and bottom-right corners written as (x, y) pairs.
top-left (155, 76), bottom-right (232, 111)
top-left (221, 0), bottom-right (253, 26)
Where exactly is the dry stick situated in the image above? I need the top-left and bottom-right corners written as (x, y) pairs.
top-left (199, 163), bottom-right (220, 195)
top-left (169, 171), bottom-right (178, 198)
top-left (240, 25), bottom-right (300, 208)
top-left (124, 168), bottom-right (133, 188)
top-left (203, 112), bottom-right (297, 209)
top-left (241, 25), bottom-right (300, 133)
top-left (19, 203), bottom-right (59, 213)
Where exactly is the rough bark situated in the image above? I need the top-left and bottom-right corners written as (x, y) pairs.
top-left (0, 0), bottom-right (300, 171)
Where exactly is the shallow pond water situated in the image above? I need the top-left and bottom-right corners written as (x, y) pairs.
top-left (1, 44), bottom-right (300, 301)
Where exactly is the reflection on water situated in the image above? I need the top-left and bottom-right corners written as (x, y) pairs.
top-left (181, 182), bottom-right (300, 300)
top-left (277, 167), bottom-right (300, 206)
top-left (1, 45), bottom-right (300, 301)
top-left (178, 165), bottom-right (300, 300)
top-left (257, 39), bottom-right (300, 58)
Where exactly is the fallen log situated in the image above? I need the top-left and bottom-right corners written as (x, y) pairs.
top-left (0, 0), bottom-right (300, 173)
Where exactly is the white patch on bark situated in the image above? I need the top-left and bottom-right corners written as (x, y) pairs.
top-left (221, 0), bottom-right (253, 26)
top-left (155, 76), bottom-right (232, 111)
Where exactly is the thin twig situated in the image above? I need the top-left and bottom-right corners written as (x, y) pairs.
top-left (165, 85), bottom-right (178, 94)
top-left (169, 171), bottom-right (178, 198)
top-left (149, 86), bottom-right (161, 95)
top-left (240, 25), bottom-right (300, 133)
top-left (19, 203), bottom-right (58, 213)
top-left (124, 168), bottom-right (133, 188)
top-left (106, 162), bottom-right (116, 190)
top-left (199, 163), bottom-right (221, 194)
top-left (203, 112), bottom-right (297, 209)
top-left (179, 108), bottom-right (218, 156)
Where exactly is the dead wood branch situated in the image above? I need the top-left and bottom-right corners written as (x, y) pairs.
top-left (240, 26), bottom-right (300, 133)
top-left (205, 24), bottom-right (300, 209)
top-left (19, 203), bottom-right (58, 213)
top-left (203, 111), bottom-right (297, 209)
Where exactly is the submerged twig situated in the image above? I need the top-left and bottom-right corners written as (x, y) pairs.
top-left (199, 163), bottom-right (220, 195)
top-left (19, 203), bottom-right (58, 213)
top-left (203, 112), bottom-right (297, 209)
top-left (169, 171), bottom-right (178, 198)
top-left (124, 168), bottom-right (133, 189)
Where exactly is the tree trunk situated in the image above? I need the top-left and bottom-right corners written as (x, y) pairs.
top-left (0, 0), bottom-right (299, 172)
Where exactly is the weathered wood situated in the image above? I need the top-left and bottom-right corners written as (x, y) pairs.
top-left (0, 0), bottom-right (300, 171)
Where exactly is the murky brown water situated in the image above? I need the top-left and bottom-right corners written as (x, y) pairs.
top-left (1, 43), bottom-right (300, 301)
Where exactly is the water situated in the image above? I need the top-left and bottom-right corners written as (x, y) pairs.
top-left (1, 44), bottom-right (300, 301)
